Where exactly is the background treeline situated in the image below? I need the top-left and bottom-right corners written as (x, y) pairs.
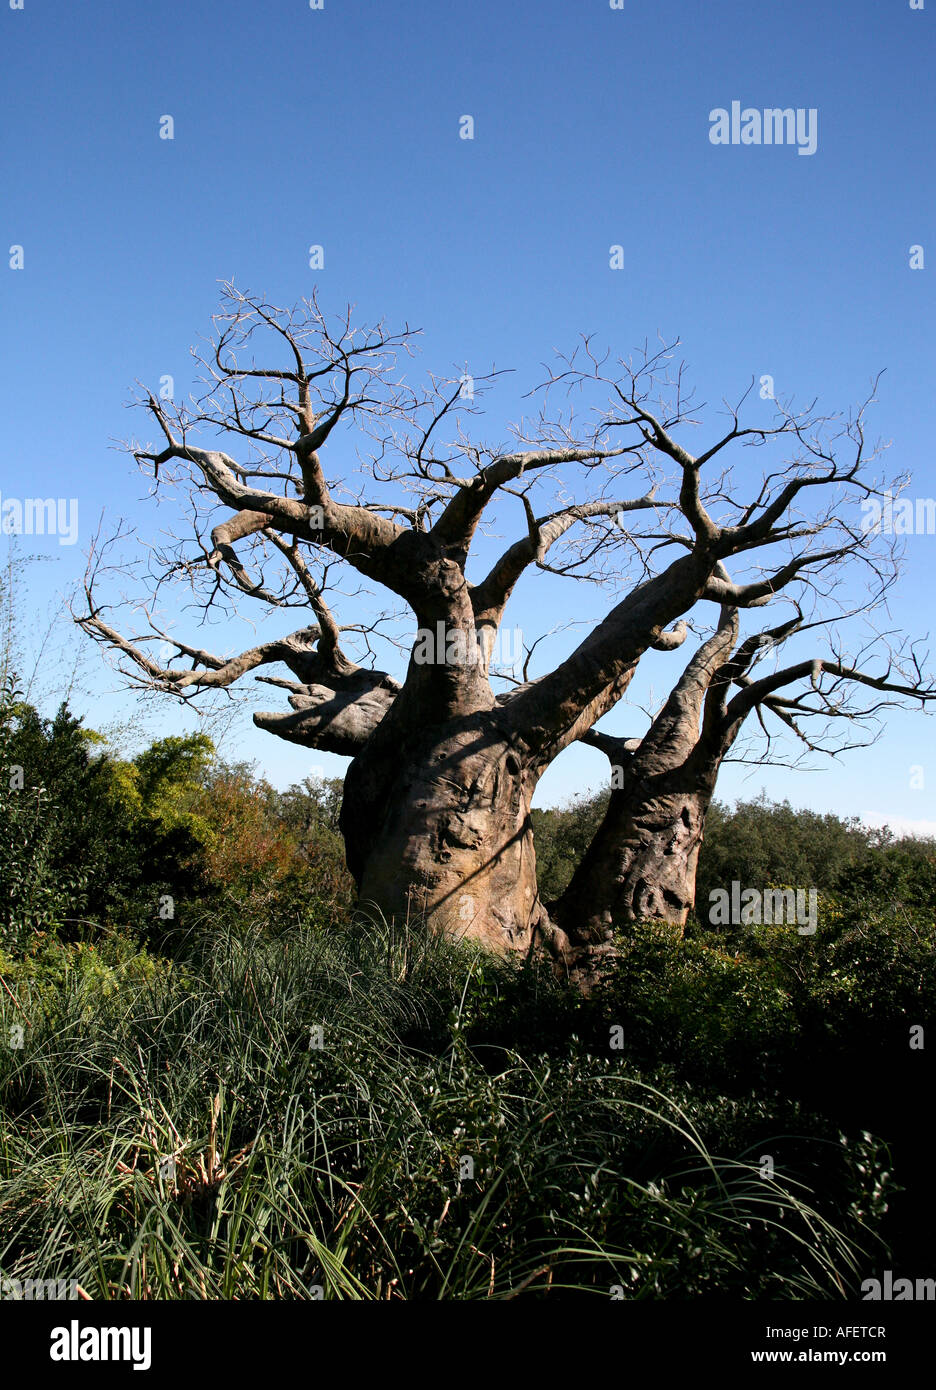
top-left (1, 687), bottom-right (934, 1299)
top-left (6, 685), bottom-right (932, 944)
top-left (0, 689), bottom-right (352, 951)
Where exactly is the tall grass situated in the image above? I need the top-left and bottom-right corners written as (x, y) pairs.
top-left (0, 916), bottom-right (883, 1299)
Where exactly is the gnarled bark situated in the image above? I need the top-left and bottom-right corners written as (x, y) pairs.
top-left (555, 768), bottom-right (714, 943)
top-left (553, 609), bottom-right (739, 940)
top-left (342, 715), bottom-right (552, 953)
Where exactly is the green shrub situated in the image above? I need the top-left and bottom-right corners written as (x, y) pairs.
top-left (0, 920), bottom-right (884, 1300)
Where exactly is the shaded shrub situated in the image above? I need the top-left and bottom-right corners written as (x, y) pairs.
top-left (0, 920), bottom-right (885, 1300)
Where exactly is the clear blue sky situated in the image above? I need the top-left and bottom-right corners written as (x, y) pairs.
top-left (1, 0), bottom-right (934, 831)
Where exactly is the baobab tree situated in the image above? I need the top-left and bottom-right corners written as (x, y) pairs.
top-left (76, 285), bottom-right (933, 967)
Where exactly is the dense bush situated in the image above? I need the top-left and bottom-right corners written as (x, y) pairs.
top-left (0, 920), bottom-right (886, 1300)
top-left (0, 690), bottom-right (353, 950)
top-left (0, 692), bottom-right (209, 949)
top-left (1, 686), bottom-right (933, 1297)
top-left (693, 795), bottom-right (875, 914)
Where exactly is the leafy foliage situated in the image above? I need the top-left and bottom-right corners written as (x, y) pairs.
top-left (0, 694), bottom-right (353, 950)
top-left (0, 919), bottom-right (883, 1300)
top-left (531, 793), bottom-right (610, 903)
top-left (694, 794), bottom-right (878, 914)
top-left (0, 691), bottom-right (932, 1298)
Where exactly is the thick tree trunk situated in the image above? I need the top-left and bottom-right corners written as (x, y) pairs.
top-left (553, 608), bottom-right (740, 945)
top-left (553, 768), bottom-right (714, 942)
top-left (340, 712), bottom-right (559, 955)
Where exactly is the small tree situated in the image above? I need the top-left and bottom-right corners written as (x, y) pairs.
top-left (77, 286), bottom-right (933, 965)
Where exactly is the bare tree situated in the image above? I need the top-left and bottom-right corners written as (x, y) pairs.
top-left (76, 286), bottom-right (932, 966)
